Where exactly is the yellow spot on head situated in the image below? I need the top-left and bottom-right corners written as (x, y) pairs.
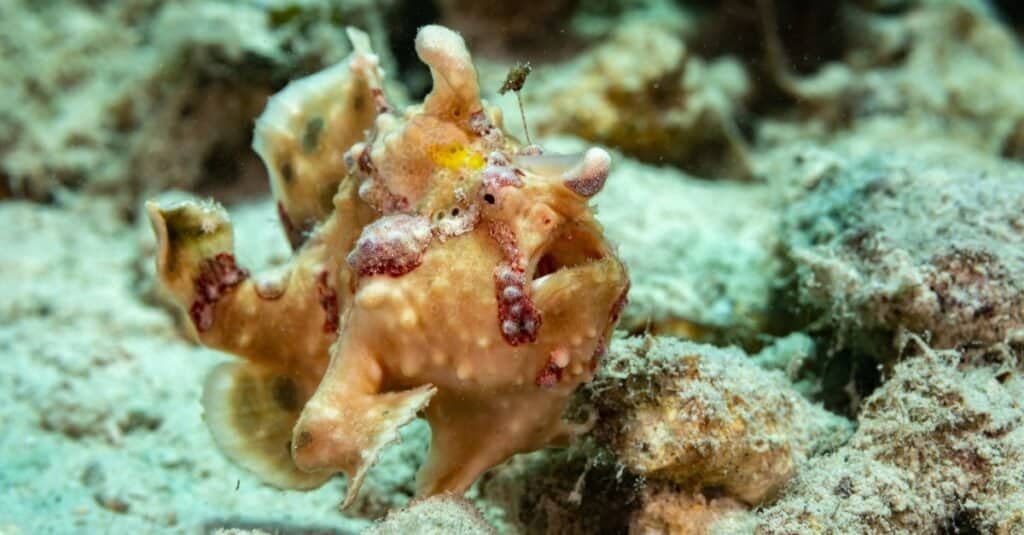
top-left (429, 144), bottom-right (485, 171)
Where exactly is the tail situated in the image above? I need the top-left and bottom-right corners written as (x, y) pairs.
top-left (202, 362), bottom-right (333, 490)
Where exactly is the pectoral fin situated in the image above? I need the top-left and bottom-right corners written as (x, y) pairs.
top-left (292, 378), bottom-right (437, 508)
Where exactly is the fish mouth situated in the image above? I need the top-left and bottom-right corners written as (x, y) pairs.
top-left (528, 224), bottom-right (610, 292)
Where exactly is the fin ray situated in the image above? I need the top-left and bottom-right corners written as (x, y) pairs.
top-left (202, 362), bottom-right (332, 490)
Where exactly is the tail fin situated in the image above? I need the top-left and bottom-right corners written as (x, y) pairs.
top-left (202, 362), bottom-right (332, 490)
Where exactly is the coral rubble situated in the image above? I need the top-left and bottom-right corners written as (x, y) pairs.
top-left (759, 339), bottom-right (1024, 534)
top-left (468, 335), bottom-right (850, 534)
top-left (583, 336), bottom-right (851, 505)
top-left (522, 20), bottom-right (752, 177)
top-left (630, 485), bottom-right (748, 535)
top-left (147, 25), bottom-right (628, 507)
top-left (777, 145), bottom-right (1024, 361)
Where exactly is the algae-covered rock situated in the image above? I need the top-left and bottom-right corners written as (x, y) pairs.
top-left (472, 335), bottom-right (849, 533)
top-left (758, 339), bottom-right (1024, 534)
top-left (582, 336), bottom-right (851, 505)
top-left (630, 484), bottom-right (749, 535)
top-left (778, 145), bottom-right (1024, 360)
top-left (521, 18), bottom-right (751, 177)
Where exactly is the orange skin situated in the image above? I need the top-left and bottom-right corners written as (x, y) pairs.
top-left (148, 25), bottom-right (629, 507)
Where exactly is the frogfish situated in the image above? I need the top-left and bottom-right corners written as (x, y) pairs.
top-left (147, 25), bottom-right (629, 507)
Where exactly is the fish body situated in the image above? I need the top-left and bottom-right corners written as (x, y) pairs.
top-left (148, 25), bottom-right (628, 506)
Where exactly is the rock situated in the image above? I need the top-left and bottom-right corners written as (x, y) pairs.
top-left (363, 495), bottom-right (496, 535)
top-left (583, 336), bottom-right (851, 504)
top-left (758, 339), bottom-right (1024, 533)
top-left (778, 145), bottom-right (1024, 361)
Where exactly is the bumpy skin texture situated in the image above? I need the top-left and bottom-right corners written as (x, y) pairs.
top-left (148, 25), bottom-right (628, 507)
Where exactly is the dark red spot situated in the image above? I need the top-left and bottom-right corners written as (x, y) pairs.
top-left (377, 189), bottom-right (409, 213)
top-left (565, 173), bottom-right (607, 197)
top-left (487, 221), bottom-right (519, 260)
top-left (347, 214), bottom-right (432, 278)
top-left (189, 301), bottom-right (214, 332)
top-left (190, 253), bottom-right (248, 332)
top-left (371, 87), bottom-right (390, 114)
top-left (357, 146), bottom-right (375, 175)
top-left (482, 159), bottom-right (523, 191)
top-left (494, 263), bottom-right (542, 346)
top-left (353, 144), bottom-right (409, 214)
top-left (316, 270), bottom-right (340, 334)
top-left (488, 221), bottom-right (541, 346)
top-left (536, 360), bottom-right (563, 388)
top-left (360, 179), bottom-right (409, 214)
top-left (469, 111), bottom-right (491, 135)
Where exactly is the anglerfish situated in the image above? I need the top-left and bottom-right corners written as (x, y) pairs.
top-left (147, 25), bottom-right (629, 507)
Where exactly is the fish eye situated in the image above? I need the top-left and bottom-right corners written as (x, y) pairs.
top-left (483, 193), bottom-right (495, 204)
